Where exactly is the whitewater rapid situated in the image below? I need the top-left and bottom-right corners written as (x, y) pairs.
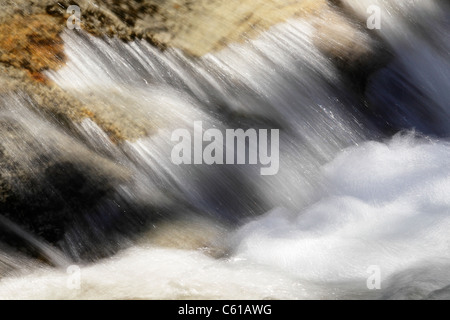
top-left (0, 0), bottom-right (449, 300)
top-left (0, 134), bottom-right (449, 300)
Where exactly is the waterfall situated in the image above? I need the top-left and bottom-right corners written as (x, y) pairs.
top-left (0, 0), bottom-right (449, 299)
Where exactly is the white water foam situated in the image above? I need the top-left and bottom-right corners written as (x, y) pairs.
top-left (232, 134), bottom-right (450, 284)
top-left (1, 135), bottom-right (449, 299)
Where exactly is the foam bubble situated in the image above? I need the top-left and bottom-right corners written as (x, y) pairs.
top-left (1, 135), bottom-right (449, 299)
top-left (232, 134), bottom-right (450, 290)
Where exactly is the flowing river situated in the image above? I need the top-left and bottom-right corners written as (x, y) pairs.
top-left (0, 0), bottom-right (449, 299)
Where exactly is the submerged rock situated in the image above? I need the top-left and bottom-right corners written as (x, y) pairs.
top-left (0, 94), bottom-right (131, 245)
top-left (312, 6), bottom-right (389, 88)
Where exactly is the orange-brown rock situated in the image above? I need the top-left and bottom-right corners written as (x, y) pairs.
top-left (0, 0), bottom-right (384, 144)
top-left (0, 14), bottom-right (66, 82)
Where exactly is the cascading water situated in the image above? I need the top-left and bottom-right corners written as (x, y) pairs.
top-left (0, 0), bottom-right (449, 299)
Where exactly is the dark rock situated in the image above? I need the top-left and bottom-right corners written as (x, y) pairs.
top-left (0, 97), bottom-right (132, 250)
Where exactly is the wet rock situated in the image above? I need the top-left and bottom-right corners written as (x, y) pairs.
top-left (140, 216), bottom-right (229, 258)
top-left (0, 0), bottom-right (386, 78)
top-left (3, 0), bottom-right (329, 57)
top-left (312, 4), bottom-right (391, 93)
top-left (0, 13), bottom-right (66, 82)
top-left (0, 96), bottom-right (131, 244)
top-left (313, 9), bottom-right (374, 69)
top-left (39, 0), bottom-right (329, 55)
top-left (332, 0), bottom-right (450, 136)
top-left (0, 1), bottom-right (388, 142)
top-left (0, 68), bottom-right (151, 143)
